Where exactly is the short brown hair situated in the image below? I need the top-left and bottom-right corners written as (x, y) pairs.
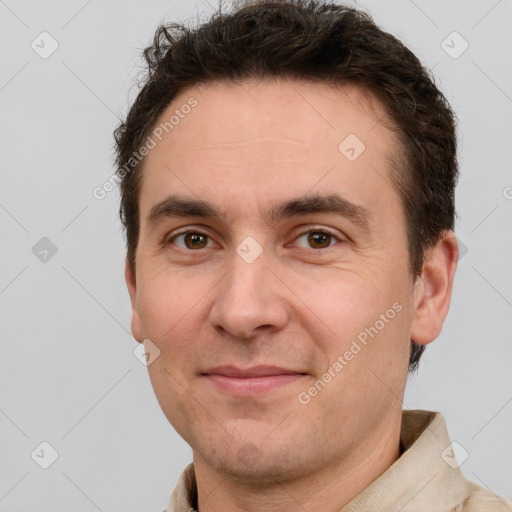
top-left (114, 0), bottom-right (458, 371)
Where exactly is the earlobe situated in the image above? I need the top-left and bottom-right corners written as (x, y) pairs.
top-left (125, 259), bottom-right (144, 343)
top-left (410, 231), bottom-right (459, 346)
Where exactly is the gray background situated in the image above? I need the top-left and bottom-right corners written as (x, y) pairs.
top-left (1, 0), bottom-right (511, 510)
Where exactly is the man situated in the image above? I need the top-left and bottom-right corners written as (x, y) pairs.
top-left (114, 1), bottom-right (512, 510)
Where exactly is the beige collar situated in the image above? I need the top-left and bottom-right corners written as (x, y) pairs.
top-left (167, 410), bottom-right (471, 512)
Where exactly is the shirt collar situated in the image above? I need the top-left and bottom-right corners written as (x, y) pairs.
top-left (166, 410), bottom-right (470, 512)
top-left (341, 410), bottom-right (469, 511)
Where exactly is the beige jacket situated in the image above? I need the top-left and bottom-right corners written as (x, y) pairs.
top-left (165, 410), bottom-right (512, 511)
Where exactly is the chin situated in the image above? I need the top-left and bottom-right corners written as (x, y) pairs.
top-left (195, 441), bottom-right (313, 485)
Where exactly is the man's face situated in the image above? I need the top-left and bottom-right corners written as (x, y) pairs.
top-left (128, 80), bottom-right (419, 481)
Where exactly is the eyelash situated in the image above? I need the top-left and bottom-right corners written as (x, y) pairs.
top-left (166, 230), bottom-right (216, 250)
top-left (292, 230), bottom-right (341, 249)
top-left (164, 228), bottom-right (344, 251)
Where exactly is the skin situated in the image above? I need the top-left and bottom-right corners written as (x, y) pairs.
top-left (126, 79), bottom-right (459, 512)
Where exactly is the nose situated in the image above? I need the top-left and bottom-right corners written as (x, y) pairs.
top-left (209, 249), bottom-right (290, 340)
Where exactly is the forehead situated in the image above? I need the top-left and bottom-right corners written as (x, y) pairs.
top-left (158, 79), bottom-right (395, 151)
top-left (138, 79), bottom-right (400, 222)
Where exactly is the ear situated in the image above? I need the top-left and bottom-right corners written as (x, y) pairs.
top-left (125, 258), bottom-right (144, 343)
top-left (410, 230), bottom-right (459, 346)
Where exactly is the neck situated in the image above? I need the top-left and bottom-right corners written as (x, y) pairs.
top-left (192, 415), bottom-right (402, 512)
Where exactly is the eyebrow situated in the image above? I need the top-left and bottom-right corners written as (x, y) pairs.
top-left (267, 194), bottom-right (372, 232)
top-left (146, 193), bottom-right (373, 232)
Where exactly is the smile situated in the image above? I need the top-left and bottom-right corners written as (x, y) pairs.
top-left (201, 365), bottom-right (307, 397)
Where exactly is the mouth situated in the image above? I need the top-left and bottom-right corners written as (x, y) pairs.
top-left (201, 365), bottom-right (307, 397)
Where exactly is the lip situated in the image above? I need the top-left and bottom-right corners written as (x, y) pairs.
top-left (202, 365), bottom-right (306, 396)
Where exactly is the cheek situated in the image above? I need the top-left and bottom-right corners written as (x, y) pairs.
top-left (296, 271), bottom-right (388, 337)
top-left (136, 271), bottom-right (206, 373)
top-left (137, 265), bottom-right (201, 332)
top-left (142, 288), bottom-right (209, 428)
top-left (295, 268), bottom-right (411, 376)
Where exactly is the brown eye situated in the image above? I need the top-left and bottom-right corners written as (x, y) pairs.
top-left (307, 232), bottom-right (333, 249)
top-left (170, 232), bottom-right (212, 250)
top-left (183, 233), bottom-right (208, 249)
